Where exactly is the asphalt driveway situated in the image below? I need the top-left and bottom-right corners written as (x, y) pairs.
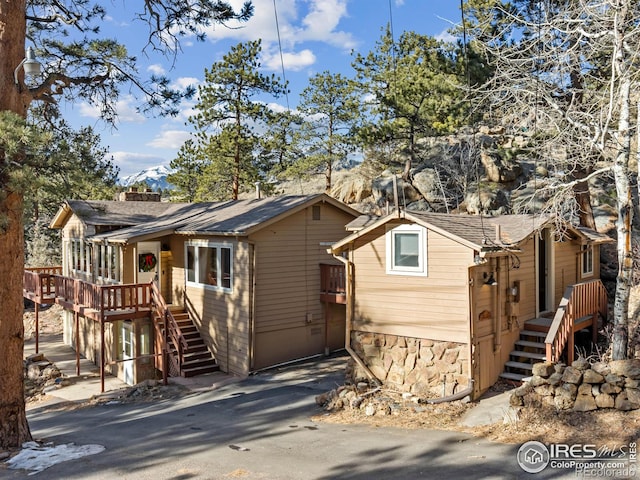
top-left (4, 354), bottom-right (574, 479)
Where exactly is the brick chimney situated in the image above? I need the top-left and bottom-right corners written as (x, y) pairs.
top-left (118, 187), bottom-right (161, 202)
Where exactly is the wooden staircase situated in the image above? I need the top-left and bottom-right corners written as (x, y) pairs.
top-left (499, 279), bottom-right (607, 383)
top-left (500, 319), bottom-right (550, 382)
top-left (168, 308), bottom-right (220, 377)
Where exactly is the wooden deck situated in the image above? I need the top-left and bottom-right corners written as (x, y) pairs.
top-left (24, 267), bottom-right (163, 392)
top-left (320, 263), bottom-right (347, 305)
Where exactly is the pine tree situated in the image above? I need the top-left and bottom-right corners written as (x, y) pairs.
top-left (189, 40), bottom-right (287, 200)
top-left (0, 0), bottom-right (253, 449)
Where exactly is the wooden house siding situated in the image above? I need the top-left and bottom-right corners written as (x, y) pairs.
top-left (349, 221), bottom-right (473, 344)
top-left (249, 204), bottom-right (353, 369)
top-left (170, 235), bottom-right (252, 376)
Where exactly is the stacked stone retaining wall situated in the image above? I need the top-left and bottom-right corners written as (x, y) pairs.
top-left (348, 331), bottom-right (470, 397)
top-left (511, 358), bottom-right (640, 411)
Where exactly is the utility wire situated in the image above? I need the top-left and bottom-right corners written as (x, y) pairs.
top-left (273, 0), bottom-right (290, 111)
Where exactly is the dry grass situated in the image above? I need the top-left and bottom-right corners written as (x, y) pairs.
top-left (313, 387), bottom-right (640, 447)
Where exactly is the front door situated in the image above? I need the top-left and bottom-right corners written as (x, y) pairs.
top-left (537, 229), bottom-right (554, 314)
top-left (121, 320), bottom-right (134, 385)
top-left (136, 241), bottom-right (161, 284)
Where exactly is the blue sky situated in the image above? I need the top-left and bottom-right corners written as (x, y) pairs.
top-left (60, 1), bottom-right (463, 178)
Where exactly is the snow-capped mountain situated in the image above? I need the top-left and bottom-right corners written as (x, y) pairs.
top-left (119, 165), bottom-right (174, 191)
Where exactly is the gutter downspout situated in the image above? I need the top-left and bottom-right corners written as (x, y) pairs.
top-left (332, 250), bottom-right (382, 387)
top-left (248, 241), bottom-right (256, 371)
top-left (493, 258), bottom-right (502, 353)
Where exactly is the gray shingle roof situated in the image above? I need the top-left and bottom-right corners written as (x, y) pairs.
top-left (88, 194), bottom-right (358, 243)
top-left (65, 200), bottom-right (185, 227)
top-left (334, 210), bottom-right (606, 253)
top-left (407, 211), bottom-right (548, 249)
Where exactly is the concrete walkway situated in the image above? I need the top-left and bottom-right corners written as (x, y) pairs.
top-left (459, 390), bottom-right (518, 427)
top-left (23, 334), bottom-right (238, 405)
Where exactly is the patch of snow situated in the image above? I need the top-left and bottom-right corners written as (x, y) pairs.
top-left (6, 441), bottom-right (105, 475)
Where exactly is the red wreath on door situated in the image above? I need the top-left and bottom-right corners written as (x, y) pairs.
top-left (138, 253), bottom-right (157, 272)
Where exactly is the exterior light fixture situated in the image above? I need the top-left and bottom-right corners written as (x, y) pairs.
top-left (14, 47), bottom-right (42, 88)
top-left (484, 272), bottom-right (498, 286)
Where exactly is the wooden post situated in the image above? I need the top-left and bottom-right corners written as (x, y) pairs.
top-left (34, 302), bottom-right (39, 354)
top-left (100, 320), bottom-right (105, 393)
top-left (568, 330), bottom-right (575, 365)
top-left (162, 311), bottom-right (168, 386)
top-left (75, 312), bottom-right (80, 376)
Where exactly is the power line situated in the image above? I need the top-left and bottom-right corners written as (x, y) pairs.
top-left (272, 0), bottom-right (290, 111)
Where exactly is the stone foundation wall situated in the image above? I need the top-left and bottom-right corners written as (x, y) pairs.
top-left (511, 358), bottom-right (640, 411)
top-left (348, 331), bottom-right (470, 397)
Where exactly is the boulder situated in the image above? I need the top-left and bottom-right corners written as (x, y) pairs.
top-left (595, 393), bottom-right (615, 409)
top-left (412, 168), bottom-right (442, 204)
top-left (562, 366), bottom-right (583, 384)
top-left (609, 359), bottom-right (640, 379)
top-left (582, 369), bottom-right (605, 384)
top-left (372, 174), bottom-right (421, 207)
top-left (573, 393), bottom-right (597, 412)
top-left (532, 362), bottom-right (555, 378)
top-left (464, 188), bottom-right (509, 215)
top-left (479, 149), bottom-right (523, 183)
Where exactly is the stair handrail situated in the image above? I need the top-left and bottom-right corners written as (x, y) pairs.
top-left (149, 281), bottom-right (188, 376)
top-left (545, 279), bottom-right (607, 363)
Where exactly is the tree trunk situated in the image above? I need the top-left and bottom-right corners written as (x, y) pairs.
top-left (611, 9), bottom-right (633, 360)
top-left (0, 0), bottom-right (33, 449)
top-left (573, 175), bottom-right (596, 230)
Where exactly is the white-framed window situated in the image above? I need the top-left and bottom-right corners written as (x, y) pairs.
top-left (386, 224), bottom-right (427, 276)
top-left (68, 239), bottom-right (92, 276)
top-left (581, 245), bottom-right (594, 277)
top-left (97, 243), bottom-right (121, 282)
top-left (185, 241), bottom-right (233, 292)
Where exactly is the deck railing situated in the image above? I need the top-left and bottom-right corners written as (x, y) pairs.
top-left (150, 281), bottom-right (187, 379)
top-left (320, 263), bottom-right (346, 294)
top-left (23, 267), bottom-right (62, 299)
top-left (545, 279), bottom-right (608, 363)
top-left (25, 270), bottom-right (153, 320)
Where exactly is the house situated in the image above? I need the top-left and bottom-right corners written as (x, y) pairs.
top-left (26, 192), bottom-right (358, 388)
top-left (328, 209), bottom-right (612, 399)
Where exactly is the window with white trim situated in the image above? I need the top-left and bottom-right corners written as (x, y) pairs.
top-left (581, 245), bottom-right (594, 277)
top-left (386, 224), bottom-right (427, 276)
top-left (186, 241), bottom-right (233, 292)
top-left (97, 244), bottom-right (121, 282)
top-left (68, 239), bottom-right (92, 276)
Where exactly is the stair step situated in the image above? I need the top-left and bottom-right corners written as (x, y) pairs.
top-left (515, 340), bottom-right (545, 349)
top-left (182, 356), bottom-right (217, 368)
top-left (181, 364), bottom-right (220, 377)
top-left (499, 372), bottom-right (530, 382)
top-left (520, 330), bottom-right (547, 339)
top-left (163, 309), bottom-right (219, 379)
top-left (505, 361), bottom-right (534, 371)
top-left (524, 317), bottom-right (553, 333)
top-left (182, 351), bottom-right (213, 362)
top-left (510, 350), bottom-right (546, 361)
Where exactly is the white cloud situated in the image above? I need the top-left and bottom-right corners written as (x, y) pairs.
top-left (195, 0), bottom-right (356, 72)
top-left (147, 129), bottom-right (192, 149)
top-left (435, 29), bottom-right (457, 43)
top-left (147, 63), bottom-right (166, 75)
top-left (171, 76), bottom-right (200, 90)
top-left (77, 95), bottom-right (146, 124)
top-left (263, 48), bottom-right (316, 72)
top-left (299, 0), bottom-right (356, 49)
